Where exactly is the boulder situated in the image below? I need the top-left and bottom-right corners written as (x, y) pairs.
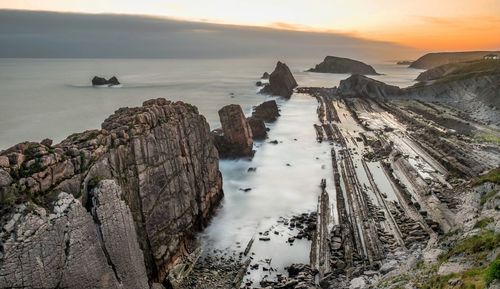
top-left (40, 138), bottom-right (53, 147)
top-left (247, 117), bottom-right (267, 139)
top-left (92, 76), bottom-right (108, 86)
top-left (349, 277), bottom-right (367, 289)
top-left (308, 56), bottom-right (379, 75)
top-left (252, 100), bottom-right (280, 122)
top-left (262, 72), bottom-right (270, 79)
top-left (212, 104), bottom-right (253, 158)
top-left (260, 61), bottom-right (298, 98)
top-left (108, 76), bottom-right (120, 86)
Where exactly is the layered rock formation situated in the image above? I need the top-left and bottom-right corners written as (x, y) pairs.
top-left (337, 74), bottom-right (401, 99)
top-left (410, 51), bottom-right (500, 69)
top-left (0, 98), bottom-right (223, 288)
top-left (260, 61), bottom-right (298, 98)
top-left (212, 104), bottom-right (254, 158)
top-left (338, 72), bottom-right (500, 125)
top-left (308, 56), bottom-right (379, 75)
top-left (92, 76), bottom-right (120, 86)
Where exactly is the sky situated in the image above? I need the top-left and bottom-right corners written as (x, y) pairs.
top-left (1, 0), bottom-right (499, 51)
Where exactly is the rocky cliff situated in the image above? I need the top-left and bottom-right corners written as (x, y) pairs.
top-left (0, 98), bottom-right (223, 288)
top-left (410, 51), bottom-right (500, 69)
top-left (308, 56), bottom-right (378, 75)
top-left (260, 61), bottom-right (298, 98)
top-left (338, 73), bottom-right (500, 126)
top-left (416, 59), bottom-right (500, 82)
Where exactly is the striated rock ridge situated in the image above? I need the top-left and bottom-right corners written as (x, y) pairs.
top-left (212, 104), bottom-right (254, 158)
top-left (260, 61), bottom-right (298, 98)
top-left (0, 98), bottom-right (223, 287)
top-left (337, 74), bottom-right (401, 99)
top-left (338, 72), bottom-right (500, 125)
top-left (308, 56), bottom-right (379, 75)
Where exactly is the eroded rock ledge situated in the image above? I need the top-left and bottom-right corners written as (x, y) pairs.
top-left (0, 98), bottom-right (223, 288)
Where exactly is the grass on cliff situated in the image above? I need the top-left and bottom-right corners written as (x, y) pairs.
top-left (419, 267), bottom-right (486, 289)
top-left (434, 60), bottom-right (500, 84)
top-left (439, 230), bottom-right (500, 262)
top-left (477, 134), bottom-right (500, 146)
top-left (474, 218), bottom-right (494, 230)
top-left (472, 167), bottom-right (500, 186)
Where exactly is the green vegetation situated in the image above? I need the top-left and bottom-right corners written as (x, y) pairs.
top-left (473, 168), bottom-right (500, 186)
top-left (434, 60), bottom-right (500, 84)
top-left (477, 134), bottom-right (500, 146)
top-left (485, 257), bottom-right (500, 286)
top-left (439, 230), bottom-right (500, 262)
top-left (419, 267), bottom-right (486, 289)
top-left (79, 151), bottom-right (87, 172)
top-left (19, 158), bottom-right (44, 178)
top-left (480, 190), bottom-right (498, 206)
top-left (474, 218), bottom-right (494, 229)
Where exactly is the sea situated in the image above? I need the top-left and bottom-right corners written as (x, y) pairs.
top-left (0, 57), bottom-right (422, 282)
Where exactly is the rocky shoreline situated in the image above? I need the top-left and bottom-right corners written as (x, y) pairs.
top-left (1, 60), bottom-right (499, 289)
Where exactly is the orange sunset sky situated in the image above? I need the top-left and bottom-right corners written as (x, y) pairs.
top-left (1, 0), bottom-right (499, 51)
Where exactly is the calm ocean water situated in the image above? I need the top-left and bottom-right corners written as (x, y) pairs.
top-left (0, 58), bottom-right (422, 282)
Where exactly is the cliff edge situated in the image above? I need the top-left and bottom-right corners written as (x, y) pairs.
top-left (0, 98), bottom-right (223, 288)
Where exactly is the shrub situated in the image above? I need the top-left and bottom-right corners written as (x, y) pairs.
top-left (473, 218), bottom-right (494, 229)
top-left (440, 231), bottom-right (500, 262)
top-left (485, 258), bottom-right (500, 285)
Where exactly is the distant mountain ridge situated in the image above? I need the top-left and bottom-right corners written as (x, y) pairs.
top-left (410, 51), bottom-right (500, 69)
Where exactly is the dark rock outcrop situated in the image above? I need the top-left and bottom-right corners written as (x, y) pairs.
top-left (410, 51), bottom-right (500, 69)
top-left (252, 100), bottom-right (280, 122)
top-left (246, 117), bottom-right (267, 140)
top-left (260, 62), bottom-right (298, 98)
top-left (308, 56), bottom-right (379, 75)
top-left (261, 72), bottom-right (270, 79)
top-left (337, 74), bottom-right (401, 99)
top-left (212, 104), bottom-right (253, 158)
top-left (92, 76), bottom-right (120, 86)
top-left (0, 98), bottom-right (223, 287)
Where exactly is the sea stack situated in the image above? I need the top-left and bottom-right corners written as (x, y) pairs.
top-left (260, 61), bottom-right (298, 98)
top-left (308, 56), bottom-right (379, 75)
top-left (212, 104), bottom-right (254, 158)
top-left (246, 100), bottom-right (281, 139)
top-left (252, 100), bottom-right (280, 122)
top-left (92, 76), bottom-right (121, 86)
top-left (246, 117), bottom-right (267, 140)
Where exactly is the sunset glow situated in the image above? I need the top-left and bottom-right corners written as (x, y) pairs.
top-left (0, 0), bottom-right (499, 51)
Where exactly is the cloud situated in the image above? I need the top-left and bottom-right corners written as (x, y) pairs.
top-left (0, 9), bottom-right (417, 60)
